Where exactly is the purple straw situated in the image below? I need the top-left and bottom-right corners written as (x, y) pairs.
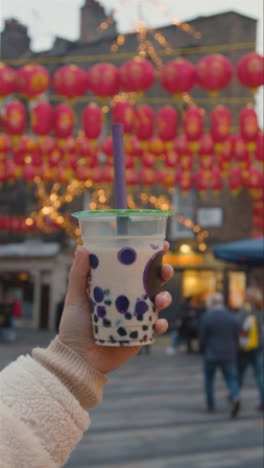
top-left (112, 123), bottom-right (127, 209)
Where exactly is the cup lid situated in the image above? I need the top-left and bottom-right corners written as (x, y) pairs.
top-left (72, 209), bottom-right (174, 220)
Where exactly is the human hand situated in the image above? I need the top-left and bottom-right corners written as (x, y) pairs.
top-left (59, 242), bottom-right (173, 374)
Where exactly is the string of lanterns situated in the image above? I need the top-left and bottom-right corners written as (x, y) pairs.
top-left (0, 52), bottom-right (263, 102)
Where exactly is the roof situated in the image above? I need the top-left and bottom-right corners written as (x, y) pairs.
top-left (0, 241), bottom-right (61, 258)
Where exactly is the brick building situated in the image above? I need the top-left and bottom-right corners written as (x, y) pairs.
top-left (0, 2), bottom-right (260, 328)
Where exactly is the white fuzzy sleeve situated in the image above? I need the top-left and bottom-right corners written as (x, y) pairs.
top-left (0, 355), bottom-right (90, 468)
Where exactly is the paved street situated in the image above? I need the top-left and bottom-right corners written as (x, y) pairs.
top-left (0, 329), bottom-right (263, 468)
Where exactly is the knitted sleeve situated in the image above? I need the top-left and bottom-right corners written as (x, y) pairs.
top-left (0, 337), bottom-right (108, 467)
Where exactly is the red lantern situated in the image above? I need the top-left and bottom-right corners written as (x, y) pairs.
top-left (125, 135), bottom-right (143, 158)
top-left (59, 136), bottom-right (77, 158)
top-left (173, 135), bottom-right (189, 155)
top-left (87, 155), bottom-right (98, 169)
top-left (23, 164), bottom-right (36, 182)
top-left (239, 107), bottom-right (259, 147)
top-left (76, 136), bottom-right (98, 158)
top-left (193, 169), bottom-right (209, 195)
top-left (177, 170), bottom-right (192, 194)
top-left (112, 101), bottom-right (135, 134)
top-left (164, 150), bottom-right (179, 168)
top-left (87, 63), bottom-right (121, 97)
top-left (31, 102), bottom-right (53, 136)
top-left (82, 104), bottom-right (103, 139)
top-left (17, 64), bottom-right (50, 98)
top-left (0, 134), bottom-right (11, 161)
top-left (102, 165), bottom-right (114, 183)
top-left (210, 106), bottom-right (232, 143)
top-left (54, 103), bottom-right (75, 139)
top-left (196, 54), bottom-right (233, 93)
top-left (5, 100), bottom-right (26, 136)
top-left (183, 106), bottom-right (204, 141)
top-left (135, 105), bottom-right (155, 141)
top-left (140, 168), bottom-right (157, 186)
top-left (157, 106), bottom-right (178, 142)
top-left (227, 166), bottom-right (244, 195)
top-left (198, 134), bottom-right (214, 157)
top-left (14, 135), bottom-right (40, 167)
top-left (160, 59), bottom-right (196, 95)
top-left (120, 58), bottom-right (155, 93)
top-left (157, 168), bottom-right (174, 187)
top-left (237, 53), bottom-right (264, 91)
top-left (92, 166), bottom-right (104, 184)
top-left (39, 164), bottom-right (55, 183)
top-left (256, 133), bottom-right (264, 164)
top-left (232, 134), bottom-right (250, 167)
top-left (75, 165), bottom-right (92, 183)
top-left (199, 154), bottom-right (214, 171)
top-left (0, 64), bottom-right (16, 98)
top-left (5, 161), bottom-right (19, 182)
top-left (56, 167), bottom-right (73, 184)
top-left (210, 168), bottom-right (223, 194)
top-left (38, 136), bottom-right (56, 158)
top-left (179, 153), bottom-right (194, 172)
top-left (148, 136), bottom-right (165, 156)
top-left (142, 152), bottom-right (156, 168)
top-left (218, 137), bottom-right (233, 164)
top-left (101, 137), bottom-right (113, 158)
top-left (126, 168), bottom-right (138, 186)
top-left (48, 145), bottom-right (63, 168)
top-left (53, 65), bottom-right (87, 99)
top-left (252, 216), bottom-right (264, 231)
top-left (247, 168), bottom-right (264, 197)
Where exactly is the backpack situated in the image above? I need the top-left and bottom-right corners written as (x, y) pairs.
top-left (239, 304), bottom-right (259, 351)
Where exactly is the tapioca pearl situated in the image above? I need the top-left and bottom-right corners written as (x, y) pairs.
top-left (110, 336), bottom-right (116, 343)
top-left (152, 305), bottom-right (155, 311)
top-left (98, 340), bottom-right (105, 344)
top-left (125, 312), bottom-right (132, 320)
top-left (149, 315), bottom-right (152, 322)
top-left (143, 335), bottom-right (148, 341)
top-left (135, 300), bottom-right (149, 316)
top-left (89, 299), bottom-right (95, 314)
top-left (130, 331), bottom-right (138, 339)
top-left (117, 327), bottom-right (127, 336)
top-left (104, 300), bottom-right (112, 306)
top-left (116, 295), bottom-right (130, 314)
top-left (97, 306), bottom-right (106, 318)
top-left (152, 324), bottom-right (156, 330)
top-left (118, 247), bottom-right (137, 265)
top-left (94, 287), bottom-right (104, 303)
top-left (103, 318), bottom-right (111, 327)
top-left (94, 315), bottom-right (98, 323)
top-left (90, 254), bottom-right (99, 269)
top-left (137, 315), bottom-right (143, 321)
top-left (142, 325), bottom-right (149, 331)
top-left (94, 325), bottom-right (98, 334)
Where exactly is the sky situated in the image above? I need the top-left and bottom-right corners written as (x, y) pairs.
top-left (0, 0), bottom-right (263, 123)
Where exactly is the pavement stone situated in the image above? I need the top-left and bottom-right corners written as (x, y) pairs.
top-left (0, 328), bottom-right (263, 468)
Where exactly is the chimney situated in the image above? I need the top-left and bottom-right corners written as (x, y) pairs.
top-left (80, 0), bottom-right (117, 42)
top-left (1, 18), bottom-right (31, 60)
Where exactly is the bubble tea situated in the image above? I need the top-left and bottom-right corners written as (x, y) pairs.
top-left (73, 209), bottom-right (173, 346)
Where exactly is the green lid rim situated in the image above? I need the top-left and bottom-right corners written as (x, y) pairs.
top-left (72, 209), bottom-right (174, 219)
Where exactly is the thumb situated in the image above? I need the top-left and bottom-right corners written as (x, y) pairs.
top-left (65, 246), bottom-right (90, 306)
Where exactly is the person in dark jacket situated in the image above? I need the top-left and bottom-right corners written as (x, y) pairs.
top-left (199, 292), bottom-right (240, 417)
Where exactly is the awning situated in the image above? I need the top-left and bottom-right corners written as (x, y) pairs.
top-left (213, 237), bottom-right (264, 267)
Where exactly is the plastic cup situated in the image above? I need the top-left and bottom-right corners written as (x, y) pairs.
top-left (73, 209), bottom-right (173, 347)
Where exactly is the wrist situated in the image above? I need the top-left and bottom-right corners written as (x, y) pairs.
top-left (33, 336), bottom-right (108, 409)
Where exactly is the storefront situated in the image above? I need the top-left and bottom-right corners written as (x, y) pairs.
top-left (163, 247), bottom-right (247, 326)
top-left (0, 241), bottom-right (73, 330)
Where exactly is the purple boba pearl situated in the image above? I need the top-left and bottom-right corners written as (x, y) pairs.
top-left (90, 254), bottom-right (99, 269)
top-left (118, 247), bottom-right (137, 265)
top-left (94, 287), bottom-right (104, 303)
top-left (97, 306), bottom-right (106, 318)
top-left (135, 300), bottom-right (149, 316)
top-left (89, 299), bottom-right (95, 314)
top-left (115, 295), bottom-right (130, 314)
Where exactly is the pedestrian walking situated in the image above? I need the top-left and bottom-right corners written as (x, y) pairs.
top-left (238, 287), bottom-right (264, 411)
top-left (199, 292), bottom-right (240, 417)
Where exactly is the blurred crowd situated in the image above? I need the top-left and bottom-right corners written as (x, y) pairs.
top-left (0, 292), bottom-right (23, 342)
